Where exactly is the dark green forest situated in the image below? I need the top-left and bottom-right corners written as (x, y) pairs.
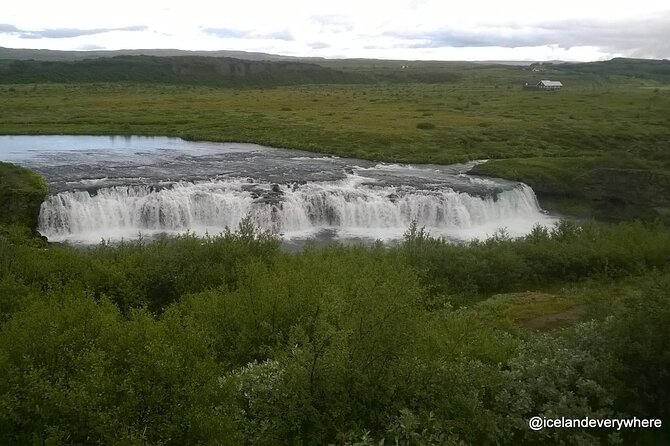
top-left (0, 56), bottom-right (366, 87)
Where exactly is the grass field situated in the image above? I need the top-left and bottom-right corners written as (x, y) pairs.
top-left (2, 81), bottom-right (668, 164)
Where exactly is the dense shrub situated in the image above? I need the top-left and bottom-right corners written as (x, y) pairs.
top-left (416, 121), bottom-right (436, 130)
top-left (0, 293), bottom-right (240, 445)
top-left (0, 162), bottom-right (48, 230)
top-left (0, 220), bottom-right (669, 443)
top-left (401, 220), bottom-right (670, 299)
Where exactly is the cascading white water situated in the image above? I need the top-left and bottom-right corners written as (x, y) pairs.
top-left (38, 176), bottom-right (554, 243)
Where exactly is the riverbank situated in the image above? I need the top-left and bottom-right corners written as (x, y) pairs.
top-left (469, 157), bottom-right (670, 223)
top-left (0, 162), bottom-right (48, 229)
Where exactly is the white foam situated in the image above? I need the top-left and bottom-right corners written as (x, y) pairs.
top-left (38, 177), bottom-right (556, 244)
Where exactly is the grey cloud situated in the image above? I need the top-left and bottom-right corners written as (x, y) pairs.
top-left (0, 24), bottom-right (21, 33)
top-left (384, 14), bottom-right (670, 58)
top-left (308, 41), bottom-right (330, 50)
top-left (309, 14), bottom-right (355, 32)
top-left (630, 42), bottom-right (670, 59)
top-left (203, 27), bottom-right (294, 41)
top-left (385, 27), bottom-right (557, 48)
top-left (258, 30), bottom-right (293, 41)
top-left (78, 44), bottom-right (105, 50)
top-left (202, 27), bottom-right (249, 39)
top-left (36, 26), bottom-right (147, 39)
top-left (0, 24), bottom-right (147, 39)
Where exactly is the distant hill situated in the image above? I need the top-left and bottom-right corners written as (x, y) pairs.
top-left (0, 53), bottom-right (468, 86)
top-left (0, 46), bottom-right (320, 62)
top-left (0, 48), bottom-right (667, 87)
top-left (0, 55), bottom-right (364, 87)
top-left (555, 58), bottom-right (670, 83)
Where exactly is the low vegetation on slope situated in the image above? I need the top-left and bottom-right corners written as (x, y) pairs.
top-left (470, 156), bottom-right (670, 221)
top-left (0, 215), bottom-right (669, 444)
top-left (0, 162), bottom-right (48, 230)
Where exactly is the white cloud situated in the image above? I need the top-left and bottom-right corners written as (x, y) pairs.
top-left (0, 0), bottom-right (668, 60)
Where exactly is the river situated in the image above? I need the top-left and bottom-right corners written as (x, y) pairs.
top-left (0, 135), bottom-right (556, 246)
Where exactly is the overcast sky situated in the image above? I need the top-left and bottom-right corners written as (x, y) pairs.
top-left (1, 0), bottom-right (668, 61)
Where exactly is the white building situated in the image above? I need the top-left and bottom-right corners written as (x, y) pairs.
top-left (536, 80), bottom-right (563, 90)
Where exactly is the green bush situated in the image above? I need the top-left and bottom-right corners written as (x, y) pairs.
top-left (0, 293), bottom-right (241, 445)
top-left (400, 220), bottom-right (670, 299)
top-left (1, 219), bottom-right (669, 443)
top-left (0, 162), bottom-right (48, 230)
top-left (416, 121), bottom-right (436, 130)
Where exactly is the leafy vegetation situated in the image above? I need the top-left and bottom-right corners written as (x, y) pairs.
top-left (415, 121), bottom-right (436, 130)
top-left (0, 162), bottom-right (48, 229)
top-left (0, 214), bottom-right (669, 444)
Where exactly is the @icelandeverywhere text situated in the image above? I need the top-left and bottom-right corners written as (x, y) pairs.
top-left (528, 416), bottom-right (662, 431)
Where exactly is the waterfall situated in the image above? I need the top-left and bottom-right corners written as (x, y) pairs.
top-left (38, 176), bottom-right (553, 243)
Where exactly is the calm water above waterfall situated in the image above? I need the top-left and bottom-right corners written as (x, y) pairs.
top-left (1, 135), bottom-right (556, 245)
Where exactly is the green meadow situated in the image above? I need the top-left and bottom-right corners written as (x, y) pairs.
top-left (3, 80), bottom-right (669, 165)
